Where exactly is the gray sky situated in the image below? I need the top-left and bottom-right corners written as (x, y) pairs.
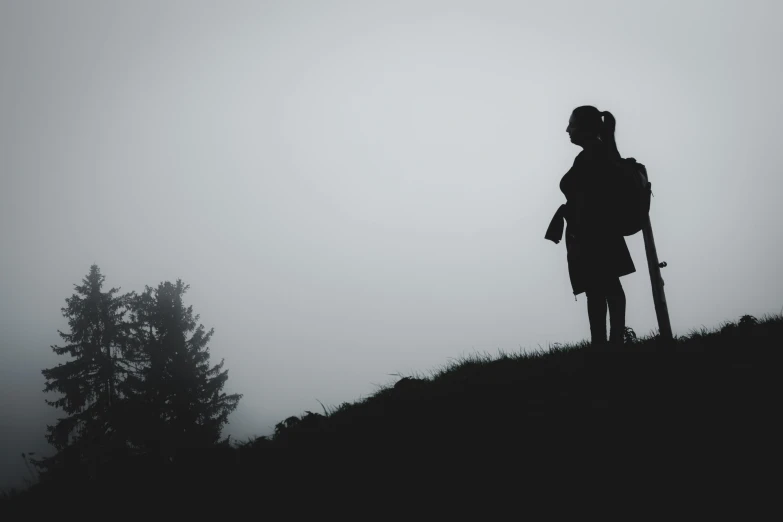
top-left (2, 0), bottom-right (782, 489)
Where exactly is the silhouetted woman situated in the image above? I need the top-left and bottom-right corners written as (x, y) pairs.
top-left (545, 106), bottom-right (636, 348)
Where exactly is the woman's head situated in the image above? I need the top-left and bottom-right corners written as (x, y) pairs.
top-left (566, 105), bottom-right (620, 157)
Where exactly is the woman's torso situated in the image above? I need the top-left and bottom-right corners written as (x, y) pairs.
top-left (560, 141), bottom-right (617, 238)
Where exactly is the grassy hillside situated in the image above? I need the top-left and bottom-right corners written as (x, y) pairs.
top-left (3, 312), bottom-right (779, 510)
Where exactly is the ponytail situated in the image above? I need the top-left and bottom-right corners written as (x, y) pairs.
top-left (600, 111), bottom-right (621, 160)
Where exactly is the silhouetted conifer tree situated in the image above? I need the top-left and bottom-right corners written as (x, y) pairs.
top-left (122, 280), bottom-right (242, 460)
top-left (36, 265), bottom-right (131, 480)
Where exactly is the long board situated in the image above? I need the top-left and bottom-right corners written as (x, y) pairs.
top-left (640, 193), bottom-right (673, 342)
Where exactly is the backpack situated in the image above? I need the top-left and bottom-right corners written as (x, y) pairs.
top-left (609, 157), bottom-right (652, 236)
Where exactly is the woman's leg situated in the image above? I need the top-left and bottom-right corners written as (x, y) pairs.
top-left (606, 277), bottom-right (626, 346)
top-left (585, 284), bottom-right (608, 347)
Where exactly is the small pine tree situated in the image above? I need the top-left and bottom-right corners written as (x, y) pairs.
top-left (123, 280), bottom-right (242, 459)
top-left (36, 265), bottom-right (131, 480)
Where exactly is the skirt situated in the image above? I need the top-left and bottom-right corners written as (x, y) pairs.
top-left (565, 226), bottom-right (636, 295)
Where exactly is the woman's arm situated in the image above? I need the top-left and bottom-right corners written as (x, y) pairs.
top-left (565, 151), bottom-right (615, 236)
top-left (564, 192), bottom-right (586, 237)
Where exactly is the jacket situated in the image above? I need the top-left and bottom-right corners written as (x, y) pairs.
top-left (545, 204), bottom-right (567, 244)
top-left (546, 142), bottom-right (636, 296)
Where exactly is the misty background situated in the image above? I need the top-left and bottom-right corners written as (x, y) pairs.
top-left (2, 0), bottom-right (781, 489)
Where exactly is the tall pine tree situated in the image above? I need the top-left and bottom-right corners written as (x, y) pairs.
top-left (123, 279), bottom-right (242, 459)
top-left (37, 265), bottom-right (131, 480)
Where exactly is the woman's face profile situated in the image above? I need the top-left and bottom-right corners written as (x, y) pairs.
top-left (566, 115), bottom-right (577, 142)
top-left (566, 112), bottom-right (597, 145)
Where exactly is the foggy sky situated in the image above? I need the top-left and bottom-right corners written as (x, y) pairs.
top-left (2, 0), bottom-right (782, 489)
